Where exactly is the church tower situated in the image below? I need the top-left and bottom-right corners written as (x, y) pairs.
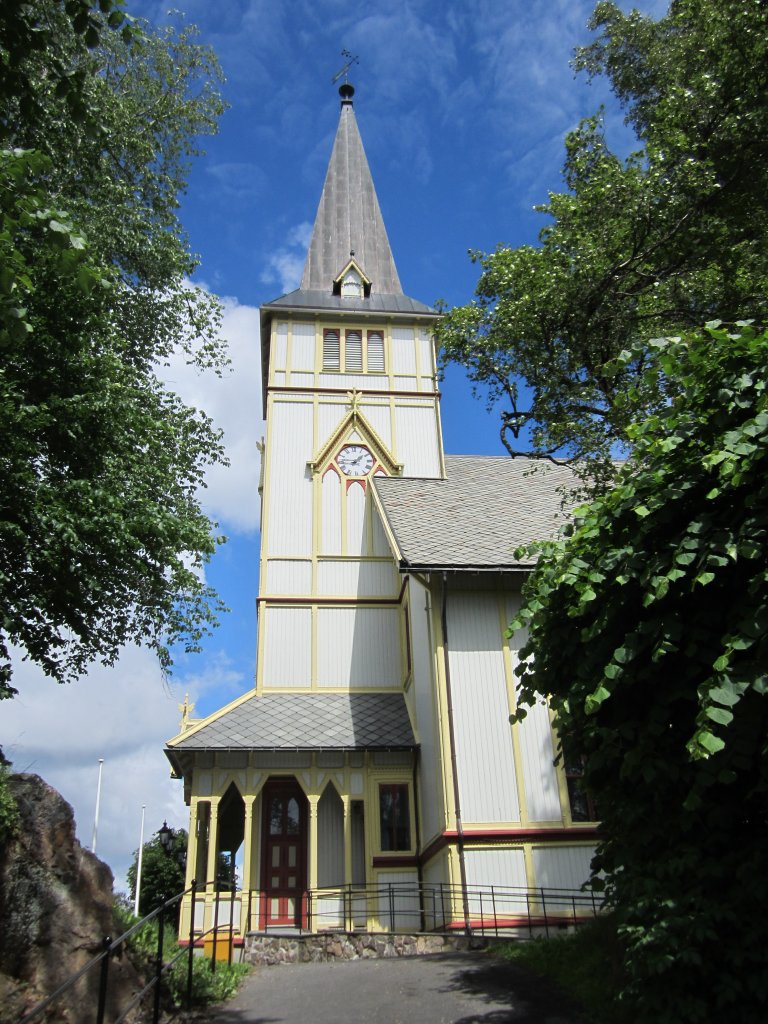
top-left (167, 83), bottom-right (444, 935)
top-left (166, 82), bottom-right (599, 944)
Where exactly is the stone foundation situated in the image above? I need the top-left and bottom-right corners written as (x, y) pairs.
top-left (243, 931), bottom-right (490, 966)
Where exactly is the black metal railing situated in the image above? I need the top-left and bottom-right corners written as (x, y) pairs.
top-left (17, 877), bottom-right (238, 1024)
top-left (240, 881), bottom-right (602, 939)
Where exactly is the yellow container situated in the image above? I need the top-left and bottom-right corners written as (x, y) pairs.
top-left (203, 931), bottom-right (233, 962)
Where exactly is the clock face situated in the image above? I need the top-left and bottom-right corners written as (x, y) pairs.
top-left (337, 444), bottom-right (374, 477)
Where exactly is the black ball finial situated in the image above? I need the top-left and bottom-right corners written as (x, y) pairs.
top-left (339, 82), bottom-right (355, 106)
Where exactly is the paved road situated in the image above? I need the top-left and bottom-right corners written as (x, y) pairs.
top-left (206, 952), bottom-right (582, 1024)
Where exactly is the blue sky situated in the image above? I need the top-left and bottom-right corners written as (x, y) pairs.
top-left (3, 0), bottom-right (667, 892)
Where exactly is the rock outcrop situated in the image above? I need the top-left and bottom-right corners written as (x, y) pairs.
top-left (0, 773), bottom-right (141, 1023)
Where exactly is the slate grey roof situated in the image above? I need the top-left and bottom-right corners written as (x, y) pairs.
top-left (262, 289), bottom-right (436, 317)
top-left (169, 692), bottom-right (416, 752)
top-left (301, 100), bottom-right (401, 294)
top-left (373, 455), bottom-right (577, 570)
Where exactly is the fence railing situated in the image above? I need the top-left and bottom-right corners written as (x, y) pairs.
top-left (211, 881), bottom-right (602, 939)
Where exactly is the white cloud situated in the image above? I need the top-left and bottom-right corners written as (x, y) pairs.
top-left (2, 646), bottom-right (194, 894)
top-left (260, 220), bottom-right (312, 294)
top-left (205, 161), bottom-right (268, 202)
top-left (160, 290), bottom-right (264, 534)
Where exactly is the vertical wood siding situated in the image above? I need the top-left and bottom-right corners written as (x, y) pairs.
top-left (447, 592), bottom-right (520, 824)
top-left (265, 560), bottom-right (312, 595)
top-left (318, 403), bottom-right (347, 448)
top-left (360, 402), bottom-right (392, 448)
top-left (391, 327), bottom-right (416, 374)
top-left (409, 580), bottom-right (444, 844)
top-left (316, 607), bottom-right (402, 688)
top-left (531, 845), bottom-right (595, 891)
top-left (371, 504), bottom-right (391, 556)
top-left (321, 471), bottom-right (341, 554)
top-left (394, 405), bottom-right (441, 477)
top-left (507, 600), bottom-right (563, 822)
top-left (317, 560), bottom-right (398, 597)
top-left (346, 481), bottom-right (367, 555)
top-left (262, 606), bottom-right (312, 687)
top-left (291, 322), bottom-right (315, 370)
top-left (266, 401), bottom-right (313, 555)
top-left (376, 870), bottom-right (420, 931)
top-left (463, 847), bottom-right (528, 906)
top-left (319, 372), bottom-right (370, 390)
top-left (418, 328), bottom-right (435, 376)
top-left (464, 849), bottom-right (528, 920)
top-left (317, 785), bottom-right (345, 887)
top-left (273, 322), bottom-right (288, 370)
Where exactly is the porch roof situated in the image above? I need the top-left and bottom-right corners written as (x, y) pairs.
top-left (166, 692), bottom-right (416, 769)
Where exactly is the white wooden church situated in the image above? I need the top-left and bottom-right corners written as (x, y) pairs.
top-left (165, 82), bottom-right (598, 942)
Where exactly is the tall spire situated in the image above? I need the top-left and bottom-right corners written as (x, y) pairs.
top-left (300, 84), bottom-right (402, 295)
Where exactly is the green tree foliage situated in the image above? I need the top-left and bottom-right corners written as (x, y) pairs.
top-left (0, 2), bottom-right (228, 696)
top-left (511, 323), bottom-right (768, 1022)
top-left (437, 1), bottom-right (768, 481)
top-left (127, 827), bottom-right (188, 923)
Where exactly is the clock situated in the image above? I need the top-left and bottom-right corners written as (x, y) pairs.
top-left (337, 444), bottom-right (374, 476)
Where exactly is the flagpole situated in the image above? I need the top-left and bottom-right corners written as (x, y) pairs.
top-left (134, 804), bottom-right (146, 917)
top-left (91, 758), bottom-right (104, 854)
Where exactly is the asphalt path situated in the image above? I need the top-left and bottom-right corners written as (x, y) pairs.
top-left (205, 952), bottom-right (582, 1024)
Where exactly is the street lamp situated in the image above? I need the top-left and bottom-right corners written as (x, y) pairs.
top-left (158, 820), bottom-right (173, 853)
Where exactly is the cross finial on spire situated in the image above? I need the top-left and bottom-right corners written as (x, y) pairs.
top-left (332, 49), bottom-right (359, 106)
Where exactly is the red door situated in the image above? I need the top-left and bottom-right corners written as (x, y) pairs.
top-left (260, 779), bottom-right (307, 927)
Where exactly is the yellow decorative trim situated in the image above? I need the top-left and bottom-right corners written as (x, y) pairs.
top-left (333, 257), bottom-right (371, 287)
top-left (308, 395), bottom-right (402, 476)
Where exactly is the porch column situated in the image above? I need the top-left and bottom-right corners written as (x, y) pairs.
top-left (343, 795), bottom-right (353, 930)
top-left (205, 795), bottom-right (221, 891)
top-left (241, 796), bottom-right (255, 892)
top-left (184, 798), bottom-right (200, 888)
top-left (307, 795), bottom-right (319, 892)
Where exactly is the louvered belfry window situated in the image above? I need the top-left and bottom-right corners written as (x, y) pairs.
top-left (345, 330), bottom-right (363, 371)
top-left (367, 330), bottom-right (384, 373)
top-left (323, 328), bottom-right (340, 370)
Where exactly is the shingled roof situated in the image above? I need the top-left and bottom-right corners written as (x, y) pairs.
top-left (167, 692), bottom-right (416, 763)
top-left (372, 454), bottom-right (577, 571)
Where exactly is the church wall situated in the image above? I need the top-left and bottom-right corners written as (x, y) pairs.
top-left (263, 397), bottom-right (313, 556)
top-left (463, 846), bottom-right (528, 901)
top-left (316, 606), bottom-right (402, 688)
top-left (407, 578), bottom-right (445, 847)
top-left (261, 606), bottom-right (313, 687)
top-left (531, 844), bottom-right (595, 891)
top-left (265, 559), bottom-right (313, 595)
top-left (505, 605), bottom-right (563, 822)
top-left (446, 590), bottom-right (521, 825)
top-left (394, 404), bottom-right (442, 477)
top-left (316, 559), bottom-right (398, 598)
top-left (317, 784), bottom-right (345, 887)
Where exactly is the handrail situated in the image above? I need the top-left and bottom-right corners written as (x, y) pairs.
top-left (17, 877), bottom-right (224, 1024)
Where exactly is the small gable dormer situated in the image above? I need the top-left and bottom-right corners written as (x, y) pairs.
top-left (332, 258), bottom-right (371, 299)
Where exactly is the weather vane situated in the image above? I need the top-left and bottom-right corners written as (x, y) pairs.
top-left (331, 49), bottom-right (359, 85)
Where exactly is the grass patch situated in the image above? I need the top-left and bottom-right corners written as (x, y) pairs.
top-left (491, 916), bottom-right (628, 1024)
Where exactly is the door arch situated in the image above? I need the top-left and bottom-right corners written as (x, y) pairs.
top-left (260, 778), bottom-right (308, 927)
